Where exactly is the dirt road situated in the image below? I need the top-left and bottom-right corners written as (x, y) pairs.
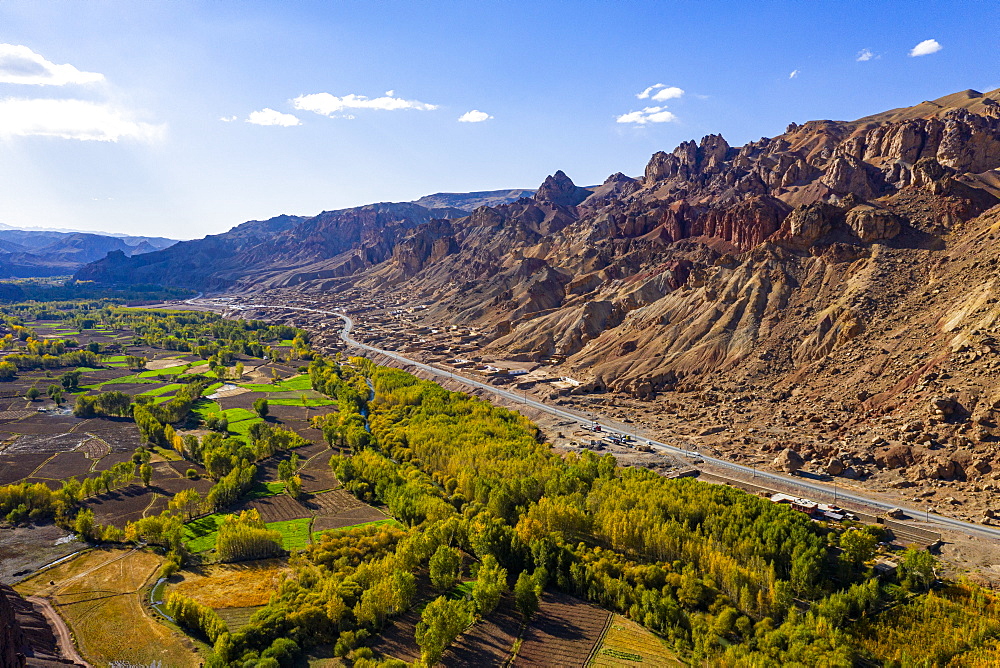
top-left (26, 595), bottom-right (91, 667)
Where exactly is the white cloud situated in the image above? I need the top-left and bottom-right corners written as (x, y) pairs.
top-left (219, 115), bottom-right (238, 122)
top-left (458, 109), bottom-right (493, 123)
top-left (856, 48), bottom-right (875, 62)
top-left (789, 69), bottom-right (800, 79)
top-left (0, 98), bottom-right (163, 141)
top-left (637, 83), bottom-right (684, 101)
top-left (0, 44), bottom-right (104, 86)
top-left (292, 91), bottom-right (438, 117)
top-left (616, 106), bottom-right (678, 125)
top-left (246, 108), bottom-right (301, 127)
top-left (910, 39), bottom-right (942, 56)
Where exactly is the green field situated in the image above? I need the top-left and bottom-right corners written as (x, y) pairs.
top-left (153, 446), bottom-right (182, 461)
top-left (139, 383), bottom-right (184, 397)
top-left (241, 374), bottom-right (312, 393)
top-left (268, 518), bottom-right (313, 550)
top-left (184, 511), bottom-right (309, 553)
top-left (184, 513), bottom-right (227, 553)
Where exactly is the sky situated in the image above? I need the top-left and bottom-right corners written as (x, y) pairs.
top-left (0, 1), bottom-right (997, 240)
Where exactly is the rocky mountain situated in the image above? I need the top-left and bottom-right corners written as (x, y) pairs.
top-left (413, 188), bottom-right (535, 211)
top-left (0, 229), bottom-right (175, 278)
top-left (76, 199), bottom-right (498, 291)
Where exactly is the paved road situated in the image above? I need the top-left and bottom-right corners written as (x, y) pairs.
top-left (230, 301), bottom-right (1000, 541)
top-left (27, 596), bottom-right (92, 667)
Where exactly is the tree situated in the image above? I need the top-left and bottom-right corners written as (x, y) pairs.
top-left (514, 570), bottom-right (540, 620)
top-left (25, 386), bottom-right (40, 401)
top-left (74, 508), bottom-right (96, 541)
top-left (140, 463), bottom-right (153, 487)
top-left (234, 362), bottom-right (244, 380)
top-left (253, 397), bottom-right (269, 419)
top-left (415, 596), bottom-right (473, 666)
top-left (840, 527), bottom-right (878, 567)
top-left (0, 361), bottom-right (16, 380)
top-left (899, 548), bottom-right (936, 591)
top-left (60, 370), bottom-right (82, 391)
top-left (47, 385), bottom-right (64, 406)
top-left (125, 355), bottom-right (148, 370)
top-left (472, 554), bottom-right (507, 616)
top-left (169, 488), bottom-right (203, 520)
top-left (429, 545), bottom-right (461, 592)
top-left (285, 475), bottom-right (302, 500)
top-left (73, 395), bottom-right (96, 418)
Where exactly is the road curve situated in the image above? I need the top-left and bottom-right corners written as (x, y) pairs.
top-left (232, 302), bottom-right (1000, 541)
top-left (26, 596), bottom-right (92, 667)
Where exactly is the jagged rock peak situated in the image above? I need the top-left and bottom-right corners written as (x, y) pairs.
top-left (534, 170), bottom-right (591, 207)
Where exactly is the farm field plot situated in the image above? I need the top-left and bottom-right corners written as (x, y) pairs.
top-left (215, 605), bottom-right (264, 630)
top-left (15, 548), bottom-right (202, 667)
top-left (217, 390), bottom-right (267, 410)
top-left (169, 559), bottom-right (291, 609)
top-left (87, 483), bottom-right (160, 527)
top-left (76, 418), bottom-right (143, 450)
top-left (166, 458), bottom-right (208, 479)
top-left (1, 431), bottom-right (91, 453)
top-left (32, 450), bottom-right (94, 480)
top-left (0, 523), bottom-right (81, 584)
top-left (241, 374), bottom-right (312, 393)
top-left (443, 595), bottom-right (522, 667)
top-left (91, 450), bottom-right (136, 472)
top-left (369, 607), bottom-right (422, 663)
top-left (514, 591), bottom-right (612, 668)
top-left (588, 614), bottom-right (682, 667)
top-left (79, 368), bottom-right (137, 383)
top-left (239, 492), bottom-right (312, 523)
top-left (184, 511), bottom-right (311, 553)
top-left (298, 450), bottom-right (339, 492)
top-left (0, 451), bottom-right (51, 484)
top-left (308, 489), bottom-right (387, 532)
top-left (1, 415), bottom-right (82, 435)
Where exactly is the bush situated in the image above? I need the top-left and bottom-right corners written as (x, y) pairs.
top-left (186, 468), bottom-right (199, 480)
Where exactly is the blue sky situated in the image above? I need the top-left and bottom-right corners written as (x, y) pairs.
top-left (0, 0), bottom-right (997, 239)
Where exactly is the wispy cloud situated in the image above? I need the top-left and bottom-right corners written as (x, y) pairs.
top-left (219, 115), bottom-right (238, 123)
top-left (0, 44), bottom-right (104, 86)
top-left (789, 69), bottom-right (800, 79)
top-left (856, 48), bottom-right (875, 62)
top-left (458, 109), bottom-right (493, 123)
top-left (246, 108), bottom-right (301, 127)
top-left (0, 98), bottom-right (163, 141)
top-left (910, 39), bottom-right (942, 57)
top-left (292, 91), bottom-right (438, 117)
top-left (636, 83), bottom-right (684, 101)
top-left (616, 106), bottom-right (677, 125)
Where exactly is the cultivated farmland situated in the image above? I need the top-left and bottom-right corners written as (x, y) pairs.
top-left (15, 548), bottom-right (202, 667)
top-left (588, 614), bottom-right (683, 667)
top-left (514, 591), bottom-right (612, 667)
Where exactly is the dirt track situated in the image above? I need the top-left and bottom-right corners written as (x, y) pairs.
top-left (26, 595), bottom-right (92, 667)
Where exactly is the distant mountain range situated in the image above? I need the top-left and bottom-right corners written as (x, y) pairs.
top-left (74, 188), bottom-right (536, 290)
top-left (0, 225), bottom-right (176, 278)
